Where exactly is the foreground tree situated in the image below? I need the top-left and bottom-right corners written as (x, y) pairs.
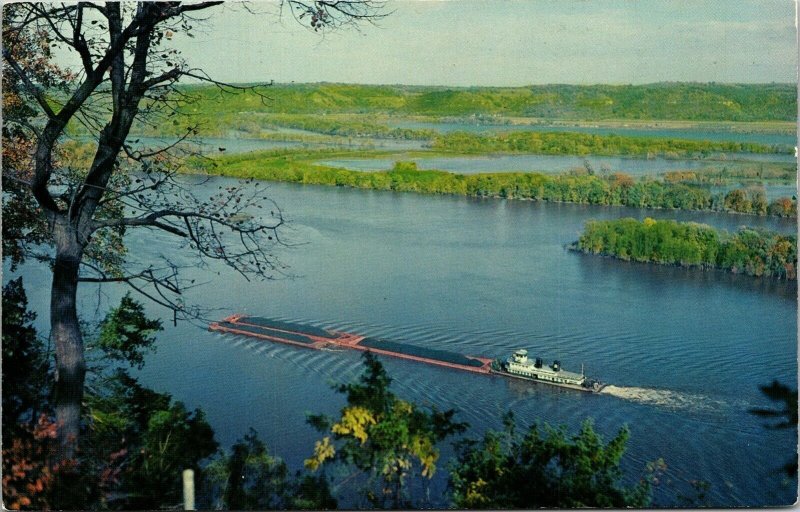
top-left (449, 412), bottom-right (652, 508)
top-left (305, 353), bottom-right (466, 508)
top-left (3, 0), bottom-right (384, 461)
top-left (749, 380), bottom-right (798, 478)
top-left (2, 279), bottom-right (51, 445)
top-left (1, 279), bottom-right (58, 510)
top-left (1, 281), bottom-right (222, 509)
top-left (203, 428), bottom-right (337, 510)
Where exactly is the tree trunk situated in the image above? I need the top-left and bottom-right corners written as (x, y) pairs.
top-left (51, 221), bottom-right (86, 460)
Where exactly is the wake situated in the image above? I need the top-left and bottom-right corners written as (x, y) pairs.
top-left (600, 385), bottom-right (728, 412)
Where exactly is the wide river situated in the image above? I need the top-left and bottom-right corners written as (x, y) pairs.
top-left (11, 178), bottom-right (797, 507)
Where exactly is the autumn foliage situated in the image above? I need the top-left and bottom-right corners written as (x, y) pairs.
top-left (2, 415), bottom-right (61, 510)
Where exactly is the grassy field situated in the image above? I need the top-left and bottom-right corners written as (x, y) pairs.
top-left (62, 82), bottom-right (793, 139)
top-left (170, 82), bottom-right (796, 121)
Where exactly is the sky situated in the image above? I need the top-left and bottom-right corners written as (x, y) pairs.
top-left (91, 1), bottom-right (800, 86)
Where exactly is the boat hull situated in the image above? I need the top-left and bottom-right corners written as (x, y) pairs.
top-left (490, 367), bottom-right (606, 393)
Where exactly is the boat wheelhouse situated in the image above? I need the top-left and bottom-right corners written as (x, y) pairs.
top-left (505, 349), bottom-right (586, 386)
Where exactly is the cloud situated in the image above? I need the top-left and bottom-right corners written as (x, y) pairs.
top-left (167, 0), bottom-right (797, 85)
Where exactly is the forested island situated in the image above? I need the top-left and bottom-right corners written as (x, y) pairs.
top-left (429, 131), bottom-right (792, 157)
top-left (197, 151), bottom-right (796, 217)
top-left (572, 218), bottom-right (797, 279)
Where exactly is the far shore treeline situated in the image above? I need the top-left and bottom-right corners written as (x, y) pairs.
top-left (573, 218), bottom-right (797, 280)
top-left (75, 82), bottom-right (798, 142)
top-left (171, 82), bottom-right (797, 121)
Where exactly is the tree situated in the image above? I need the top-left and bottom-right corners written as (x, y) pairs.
top-left (82, 295), bottom-right (218, 509)
top-left (2, 10), bottom-right (73, 270)
top-left (1, 279), bottom-right (58, 510)
top-left (2, 278), bottom-right (51, 444)
top-left (3, 0), bottom-right (385, 461)
top-left (723, 188), bottom-right (752, 213)
top-left (1, 278), bottom-right (225, 509)
top-left (449, 412), bottom-right (652, 508)
top-left (203, 428), bottom-right (338, 510)
top-left (749, 381), bottom-right (798, 478)
top-left (768, 197), bottom-right (797, 217)
top-left (305, 352), bottom-right (466, 508)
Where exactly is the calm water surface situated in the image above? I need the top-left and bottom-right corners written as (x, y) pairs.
top-left (12, 178), bottom-right (797, 507)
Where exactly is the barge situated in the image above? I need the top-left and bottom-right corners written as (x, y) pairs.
top-left (209, 315), bottom-right (604, 393)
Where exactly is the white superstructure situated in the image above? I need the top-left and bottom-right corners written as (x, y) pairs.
top-left (505, 349), bottom-right (586, 386)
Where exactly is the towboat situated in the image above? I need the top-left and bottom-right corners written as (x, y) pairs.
top-left (491, 349), bottom-right (605, 392)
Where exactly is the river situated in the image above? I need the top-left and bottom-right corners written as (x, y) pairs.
top-left (9, 177), bottom-right (797, 507)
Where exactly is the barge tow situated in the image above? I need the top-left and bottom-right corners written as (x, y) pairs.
top-left (209, 315), bottom-right (604, 393)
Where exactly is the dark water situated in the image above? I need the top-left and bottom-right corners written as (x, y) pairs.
top-left (11, 179), bottom-right (797, 507)
top-left (389, 120), bottom-right (798, 147)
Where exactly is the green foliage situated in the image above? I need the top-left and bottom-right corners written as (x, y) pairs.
top-left (720, 189), bottom-right (795, 217)
top-left (449, 413), bottom-right (651, 508)
top-left (204, 428), bottom-right (337, 510)
top-left (2, 278), bottom-right (50, 447)
top-left (96, 293), bottom-right (162, 369)
top-left (208, 151), bottom-right (729, 210)
top-left (125, 83), bottom-right (797, 127)
top-left (134, 404), bottom-right (218, 505)
top-left (749, 381), bottom-right (798, 478)
top-left (70, 83), bottom-right (795, 141)
top-left (86, 369), bottom-right (218, 509)
top-left (575, 218), bottom-right (797, 279)
top-left (391, 160), bottom-right (419, 172)
top-left (664, 164), bottom-right (796, 186)
top-left (204, 149), bottom-right (797, 217)
top-left (254, 113), bottom-right (434, 140)
top-left (403, 83), bottom-right (795, 121)
top-left (430, 130), bottom-right (790, 157)
top-left (0, 287), bottom-right (219, 510)
top-left (768, 197), bottom-right (798, 217)
top-left (78, 294), bottom-right (218, 509)
top-left (305, 352), bottom-right (466, 508)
